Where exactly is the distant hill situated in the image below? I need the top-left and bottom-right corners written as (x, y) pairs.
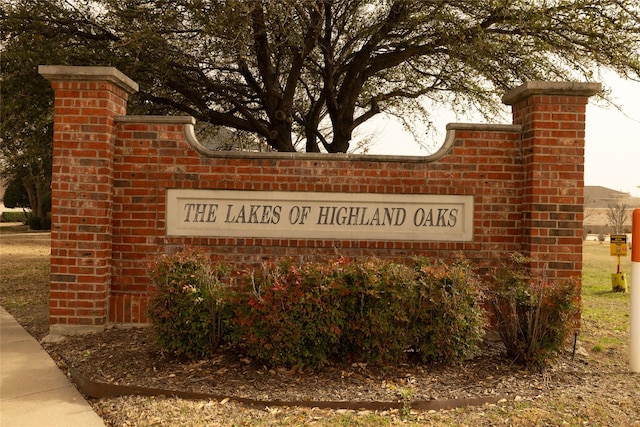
top-left (584, 186), bottom-right (640, 231)
top-left (585, 186), bottom-right (640, 209)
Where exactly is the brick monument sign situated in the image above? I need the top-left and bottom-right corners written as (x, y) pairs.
top-left (39, 65), bottom-right (600, 336)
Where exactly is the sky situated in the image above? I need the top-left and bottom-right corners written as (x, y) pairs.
top-left (361, 73), bottom-right (640, 197)
top-left (584, 74), bottom-right (640, 196)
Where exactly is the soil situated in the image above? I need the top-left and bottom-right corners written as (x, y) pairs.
top-left (45, 327), bottom-right (552, 404)
top-left (42, 325), bottom-right (640, 426)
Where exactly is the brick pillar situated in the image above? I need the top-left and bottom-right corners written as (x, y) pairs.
top-left (503, 82), bottom-right (601, 281)
top-left (39, 66), bottom-right (138, 335)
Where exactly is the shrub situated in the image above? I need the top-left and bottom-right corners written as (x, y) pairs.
top-left (233, 256), bottom-right (486, 369)
top-left (232, 259), bottom-right (346, 369)
top-left (149, 252), bottom-right (487, 368)
top-left (487, 253), bottom-right (581, 369)
top-left (1, 211), bottom-right (27, 223)
top-left (147, 248), bottom-right (232, 360)
top-left (28, 216), bottom-right (43, 230)
top-left (28, 216), bottom-right (51, 230)
top-left (335, 258), bottom-right (420, 365)
top-left (3, 178), bottom-right (30, 209)
top-left (411, 258), bottom-right (486, 364)
top-left (40, 216), bottom-right (51, 230)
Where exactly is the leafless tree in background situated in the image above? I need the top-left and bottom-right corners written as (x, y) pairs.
top-left (607, 202), bottom-right (628, 234)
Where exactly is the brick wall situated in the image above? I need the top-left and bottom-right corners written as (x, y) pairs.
top-left (40, 66), bottom-right (600, 332)
top-left (504, 83), bottom-right (597, 280)
top-left (39, 66), bottom-right (138, 334)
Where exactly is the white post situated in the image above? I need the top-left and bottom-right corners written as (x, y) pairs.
top-left (630, 209), bottom-right (640, 372)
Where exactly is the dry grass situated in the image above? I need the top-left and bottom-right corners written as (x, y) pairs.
top-left (0, 228), bottom-right (50, 339)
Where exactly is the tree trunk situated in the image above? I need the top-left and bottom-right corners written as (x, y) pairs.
top-left (328, 120), bottom-right (352, 153)
top-left (35, 182), bottom-right (49, 218)
top-left (304, 100), bottom-right (323, 153)
top-left (20, 175), bottom-right (36, 218)
top-left (305, 131), bottom-right (320, 153)
top-left (20, 172), bottom-right (50, 218)
top-left (268, 118), bottom-right (296, 152)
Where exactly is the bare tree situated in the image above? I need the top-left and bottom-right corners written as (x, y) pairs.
top-left (583, 195), bottom-right (594, 240)
top-left (607, 202), bottom-right (628, 234)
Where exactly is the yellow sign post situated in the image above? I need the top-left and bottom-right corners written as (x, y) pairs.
top-left (611, 234), bottom-right (628, 256)
top-left (611, 234), bottom-right (628, 292)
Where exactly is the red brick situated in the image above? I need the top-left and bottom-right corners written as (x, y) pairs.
top-left (45, 68), bottom-right (594, 328)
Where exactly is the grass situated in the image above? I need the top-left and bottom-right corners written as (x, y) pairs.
top-left (0, 231), bottom-right (51, 339)
top-left (581, 241), bottom-right (633, 353)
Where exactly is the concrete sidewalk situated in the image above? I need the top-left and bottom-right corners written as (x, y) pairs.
top-left (0, 306), bottom-right (105, 427)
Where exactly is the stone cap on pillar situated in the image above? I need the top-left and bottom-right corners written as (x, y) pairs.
top-left (38, 65), bottom-right (139, 94)
top-left (502, 81), bottom-right (602, 105)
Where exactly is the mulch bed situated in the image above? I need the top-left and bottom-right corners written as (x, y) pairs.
top-left (44, 326), bottom-right (586, 410)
